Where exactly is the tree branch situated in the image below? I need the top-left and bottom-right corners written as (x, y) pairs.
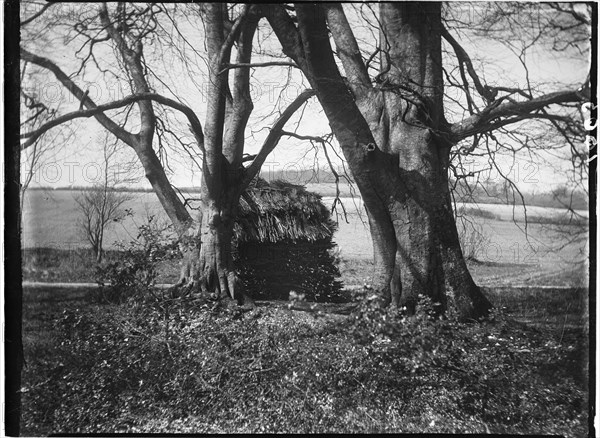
top-left (324, 3), bottom-right (372, 93)
top-left (20, 47), bottom-right (138, 146)
top-left (223, 14), bottom-right (259, 167)
top-left (242, 89), bottom-right (315, 187)
top-left (202, 3), bottom-right (231, 184)
top-left (441, 25), bottom-right (495, 103)
top-left (218, 4), bottom-right (250, 67)
top-left (218, 61), bottom-right (299, 75)
top-left (21, 2), bottom-right (55, 26)
top-left (99, 3), bottom-right (156, 145)
top-left (21, 93), bottom-right (205, 153)
top-left (262, 4), bottom-right (307, 69)
top-left (280, 131), bottom-right (326, 143)
top-left (450, 89), bottom-right (586, 141)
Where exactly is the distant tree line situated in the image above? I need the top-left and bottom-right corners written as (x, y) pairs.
top-left (28, 169), bottom-right (587, 211)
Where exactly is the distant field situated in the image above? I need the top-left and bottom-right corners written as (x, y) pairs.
top-left (22, 189), bottom-right (588, 287)
top-left (22, 190), bottom-right (168, 250)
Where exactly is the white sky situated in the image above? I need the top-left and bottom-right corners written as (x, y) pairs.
top-left (19, 3), bottom-right (592, 193)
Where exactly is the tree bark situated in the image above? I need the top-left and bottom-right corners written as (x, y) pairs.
top-left (172, 4), bottom-right (255, 308)
top-left (269, 3), bottom-right (493, 319)
top-left (175, 177), bottom-right (254, 307)
top-left (371, 3), bottom-right (492, 318)
top-left (135, 146), bottom-right (192, 231)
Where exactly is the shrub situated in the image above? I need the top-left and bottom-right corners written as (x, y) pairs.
top-left (94, 214), bottom-right (179, 303)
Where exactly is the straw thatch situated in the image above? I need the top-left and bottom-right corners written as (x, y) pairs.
top-left (234, 179), bottom-right (336, 244)
top-left (233, 179), bottom-right (344, 302)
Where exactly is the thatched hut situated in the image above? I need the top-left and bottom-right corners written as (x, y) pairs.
top-left (233, 179), bottom-right (344, 302)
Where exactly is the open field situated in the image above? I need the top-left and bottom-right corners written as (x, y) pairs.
top-left (22, 189), bottom-right (588, 288)
top-left (22, 189), bottom-right (588, 250)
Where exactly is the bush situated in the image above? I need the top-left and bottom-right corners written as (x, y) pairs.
top-left (94, 215), bottom-right (179, 303)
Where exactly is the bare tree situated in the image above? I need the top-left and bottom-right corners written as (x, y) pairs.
top-left (75, 187), bottom-right (131, 263)
top-left (74, 140), bottom-right (132, 263)
top-left (19, 61), bottom-right (75, 212)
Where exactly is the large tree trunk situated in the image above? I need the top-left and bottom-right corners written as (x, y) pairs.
top-left (175, 182), bottom-right (254, 308)
top-left (173, 4), bottom-right (256, 308)
top-left (272, 3), bottom-right (492, 320)
top-left (197, 198), bottom-right (240, 302)
top-left (373, 3), bottom-right (492, 318)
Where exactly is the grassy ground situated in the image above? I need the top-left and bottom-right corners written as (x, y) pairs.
top-left (22, 247), bottom-right (181, 284)
top-left (22, 246), bottom-right (589, 291)
top-left (21, 284), bottom-right (589, 435)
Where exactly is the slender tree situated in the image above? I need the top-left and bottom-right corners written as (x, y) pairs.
top-left (74, 139), bottom-right (133, 263)
top-left (20, 70), bottom-right (75, 212)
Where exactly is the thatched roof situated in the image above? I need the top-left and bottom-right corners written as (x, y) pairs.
top-left (233, 179), bottom-right (337, 244)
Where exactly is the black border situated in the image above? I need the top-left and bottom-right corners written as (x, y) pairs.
top-left (587, 2), bottom-right (598, 436)
top-left (5, 0), bottom-right (23, 436)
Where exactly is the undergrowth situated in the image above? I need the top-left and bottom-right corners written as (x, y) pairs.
top-left (21, 289), bottom-right (588, 435)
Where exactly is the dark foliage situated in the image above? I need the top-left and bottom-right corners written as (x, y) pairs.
top-left (236, 240), bottom-right (344, 302)
top-left (21, 286), bottom-right (588, 435)
top-left (94, 216), bottom-right (179, 302)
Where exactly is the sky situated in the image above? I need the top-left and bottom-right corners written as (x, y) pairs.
top-left (19, 2), bottom-right (592, 194)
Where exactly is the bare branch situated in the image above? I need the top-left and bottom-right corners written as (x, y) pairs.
top-left (242, 89), bottom-right (316, 186)
top-left (218, 61), bottom-right (298, 75)
top-left (325, 3), bottom-right (372, 93)
top-left (21, 47), bottom-right (137, 146)
top-left (99, 3), bottom-right (156, 145)
top-left (223, 14), bottom-right (259, 167)
top-left (21, 93), bottom-right (205, 153)
top-left (441, 25), bottom-right (495, 103)
top-left (450, 88), bottom-right (587, 141)
top-left (280, 131), bottom-right (326, 143)
top-left (21, 2), bottom-right (55, 26)
top-left (218, 4), bottom-right (250, 67)
top-left (262, 4), bottom-right (307, 69)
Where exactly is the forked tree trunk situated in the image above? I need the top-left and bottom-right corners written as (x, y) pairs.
top-left (175, 185), bottom-right (254, 308)
top-left (373, 3), bottom-right (492, 318)
top-left (273, 3), bottom-right (492, 320)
